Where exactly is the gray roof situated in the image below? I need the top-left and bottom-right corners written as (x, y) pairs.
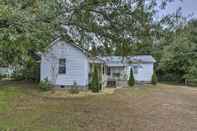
top-left (101, 55), bottom-right (156, 66)
top-left (101, 56), bottom-right (126, 67)
top-left (128, 55), bottom-right (156, 63)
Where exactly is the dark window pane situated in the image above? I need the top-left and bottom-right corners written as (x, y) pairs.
top-left (107, 67), bottom-right (111, 76)
top-left (113, 73), bottom-right (120, 78)
top-left (59, 59), bottom-right (66, 74)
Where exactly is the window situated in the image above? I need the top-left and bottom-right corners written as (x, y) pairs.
top-left (113, 73), bottom-right (121, 78)
top-left (133, 66), bottom-right (138, 74)
top-left (59, 59), bottom-right (66, 74)
top-left (107, 67), bottom-right (111, 76)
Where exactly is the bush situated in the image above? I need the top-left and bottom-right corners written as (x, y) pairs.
top-left (0, 74), bottom-right (3, 80)
top-left (186, 79), bottom-right (197, 87)
top-left (11, 59), bottom-right (40, 82)
top-left (12, 70), bottom-right (25, 81)
top-left (0, 74), bottom-right (7, 80)
top-left (89, 65), bottom-right (101, 93)
top-left (69, 81), bottom-right (80, 94)
top-left (152, 71), bottom-right (158, 85)
top-left (128, 68), bottom-right (135, 87)
top-left (38, 79), bottom-right (51, 91)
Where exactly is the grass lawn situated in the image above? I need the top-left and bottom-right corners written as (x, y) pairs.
top-left (0, 81), bottom-right (197, 131)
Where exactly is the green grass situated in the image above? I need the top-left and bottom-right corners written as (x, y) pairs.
top-left (0, 85), bottom-right (23, 112)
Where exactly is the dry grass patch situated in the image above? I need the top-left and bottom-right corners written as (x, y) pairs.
top-left (1, 81), bottom-right (197, 131)
top-left (42, 88), bottom-right (116, 98)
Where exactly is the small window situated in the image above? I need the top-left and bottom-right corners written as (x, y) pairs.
top-left (107, 67), bottom-right (111, 76)
top-left (113, 73), bottom-right (121, 78)
top-left (133, 66), bottom-right (138, 74)
top-left (59, 59), bottom-right (66, 74)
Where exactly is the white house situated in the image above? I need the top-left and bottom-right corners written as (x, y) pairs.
top-left (40, 39), bottom-right (156, 88)
top-left (101, 56), bottom-right (156, 87)
top-left (0, 65), bottom-right (14, 77)
top-left (40, 38), bottom-right (103, 88)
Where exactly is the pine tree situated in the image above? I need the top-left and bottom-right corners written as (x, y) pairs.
top-left (90, 65), bottom-right (100, 93)
top-left (152, 71), bottom-right (158, 85)
top-left (128, 68), bottom-right (135, 87)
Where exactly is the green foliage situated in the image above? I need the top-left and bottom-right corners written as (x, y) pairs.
top-left (159, 20), bottom-right (197, 82)
top-left (186, 79), bottom-right (197, 87)
top-left (0, 74), bottom-right (3, 80)
top-left (12, 70), bottom-right (25, 81)
top-left (38, 79), bottom-right (51, 91)
top-left (0, 0), bottom-right (60, 66)
top-left (152, 71), bottom-right (158, 85)
top-left (0, 73), bottom-right (7, 80)
top-left (22, 59), bottom-right (40, 82)
top-left (0, 86), bottom-right (23, 112)
top-left (11, 59), bottom-right (40, 82)
top-left (89, 65), bottom-right (101, 93)
top-left (1, 0), bottom-right (194, 84)
top-left (128, 68), bottom-right (135, 87)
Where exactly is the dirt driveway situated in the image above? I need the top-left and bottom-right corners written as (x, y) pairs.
top-left (0, 82), bottom-right (197, 131)
top-left (127, 84), bottom-right (197, 131)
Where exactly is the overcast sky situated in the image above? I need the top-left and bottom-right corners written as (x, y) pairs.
top-left (156, 0), bottom-right (197, 19)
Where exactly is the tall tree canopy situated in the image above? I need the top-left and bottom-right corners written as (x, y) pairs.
top-left (0, 0), bottom-right (61, 65)
top-left (0, 0), bottom-right (181, 64)
top-left (1, 0), bottom-right (196, 83)
top-left (159, 20), bottom-right (197, 81)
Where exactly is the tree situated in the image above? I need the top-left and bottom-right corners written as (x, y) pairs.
top-left (90, 65), bottom-right (101, 93)
top-left (152, 70), bottom-right (158, 85)
top-left (158, 20), bottom-right (197, 82)
top-left (59, 0), bottom-right (178, 55)
top-left (0, 0), bottom-right (61, 65)
top-left (0, 0), bottom-right (187, 82)
top-left (128, 68), bottom-right (135, 87)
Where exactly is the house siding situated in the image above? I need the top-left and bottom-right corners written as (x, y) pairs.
top-left (0, 67), bottom-right (14, 76)
top-left (41, 41), bottom-right (89, 87)
top-left (128, 63), bottom-right (154, 82)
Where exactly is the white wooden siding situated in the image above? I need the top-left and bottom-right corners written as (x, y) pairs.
top-left (41, 41), bottom-right (89, 87)
top-left (0, 67), bottom-right (14, 76)
top-left (127, 63), bottom-right (154, 82)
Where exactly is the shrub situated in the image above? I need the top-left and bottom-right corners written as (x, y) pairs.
top-left (152, 71), bottom-right (158, 85)
top-left (186, 79), bottom-right (197, 87)
top-left (0, 74), bottom-right (7, 80)
top-left (11, 59), bottom-right (40, 82)
top-left (128, 68), bottom-right (135, 87)
top-left (38, 79), bottom-right (51, 91)
top-left (69, 81), bottom-right (80, 94)
top-left (12, 70), bottom-right (25, 81)
top-left (0, 74), bottom-right (3, 80)
top-left (90, 65), bottom-right (101, 93)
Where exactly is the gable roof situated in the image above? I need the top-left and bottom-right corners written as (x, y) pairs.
top-left (46, 38), bottom-right (90, 56)
top-left (42, 38), bottom-right (104, 64)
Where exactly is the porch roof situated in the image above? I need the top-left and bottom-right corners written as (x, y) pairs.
top-left (101, 55), bottom-right (156, 66)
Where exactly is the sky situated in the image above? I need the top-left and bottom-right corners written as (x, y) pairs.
top-left (157, 0), bottom-right (197, 19)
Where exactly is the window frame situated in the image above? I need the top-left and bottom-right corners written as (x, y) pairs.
top-left (58, 58), bottom-right (66, 74)
top-left (107, 67), bottom-right (111, 76)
